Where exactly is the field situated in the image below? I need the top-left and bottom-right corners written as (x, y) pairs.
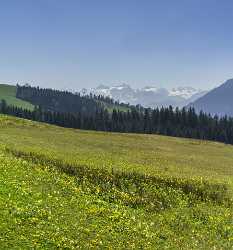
top-left (0, 115), bottom-right (232, 249)
top-left (0, 84), bottom-right (34, 110)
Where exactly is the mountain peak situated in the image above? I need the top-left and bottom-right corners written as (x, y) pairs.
top-left (188, 78), bottom-right (233, 116)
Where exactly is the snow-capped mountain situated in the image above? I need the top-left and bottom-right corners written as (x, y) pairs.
top-left (86, 84), bottom-right (208, 108)
top-left (90, 83), bottom-right (137, 104)
top-left (169, 86), bottom-right (203, 99)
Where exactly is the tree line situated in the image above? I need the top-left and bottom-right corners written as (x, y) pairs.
top-left (16, 84), bottom-right (131, 115)
top-left (1, 98), bottom-right (233, 145)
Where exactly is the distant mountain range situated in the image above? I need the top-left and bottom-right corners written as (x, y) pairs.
top-left (188, 78), bottom-right (233, 116)
top-left (85, 84), bottom-right (208, 108)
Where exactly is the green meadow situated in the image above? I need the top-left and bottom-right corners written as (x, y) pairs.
top-left (0, 115), bottom-right (232, 249)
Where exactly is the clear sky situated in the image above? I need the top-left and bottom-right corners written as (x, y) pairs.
top-left (0, 0), bottom-right (233, 90)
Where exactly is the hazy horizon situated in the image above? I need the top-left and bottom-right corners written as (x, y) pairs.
top-left (0, 79), bottom-right (221, 92)
top-left (1, 1), bottom-right (233, 90)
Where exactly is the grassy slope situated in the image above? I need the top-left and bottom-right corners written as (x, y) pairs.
top-left (0, 84), bottom-right (34, 110)
top-left (0, 115), bottom-right (232, 249)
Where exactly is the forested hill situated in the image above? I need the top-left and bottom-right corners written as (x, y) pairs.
top-left (16, 85), bottom-right (131, 115)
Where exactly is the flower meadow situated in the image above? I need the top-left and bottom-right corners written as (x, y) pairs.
top-left (0, 115), bottom-right (232, 249)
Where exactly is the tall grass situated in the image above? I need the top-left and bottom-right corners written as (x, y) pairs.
top-left (7, 148), bottom-right (232, 210)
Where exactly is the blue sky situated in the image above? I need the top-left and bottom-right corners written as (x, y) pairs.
top-left (0, 0), bottom-right (233, 90)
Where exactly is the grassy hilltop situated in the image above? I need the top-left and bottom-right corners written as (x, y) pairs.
top-left (0, 84), bottom-right (34, 110)
top-left (0, 115), bottom-right (232, 249)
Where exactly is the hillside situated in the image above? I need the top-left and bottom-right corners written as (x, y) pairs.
top-left (16, 85), bottom-right (130, 115)
top-left (189, 78), bottom-right (233, 116)
top-left (0, 83), bottom-right (129, 115)
top-left (0, 114), bottom-right (232, 249)
top-left (0, 84), bottom-right (34, 110)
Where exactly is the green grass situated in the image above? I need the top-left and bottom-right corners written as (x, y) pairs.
top-left (99, 100), bottom-right (130, 112)
top-left (0, 115), bottom-right (232, 249)
top-left (0, 84), bottom-right (34, 110)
